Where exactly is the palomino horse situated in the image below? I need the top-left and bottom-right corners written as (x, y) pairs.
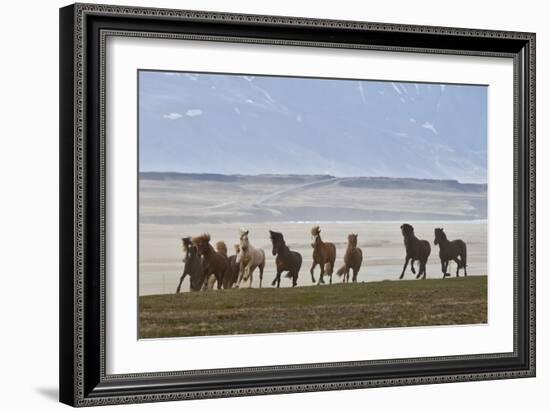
top-left (310, 225), bottom-right (336, 285)
top-left (235, 229), bottom-right (266, 288)
top-left (192, 233), bottom-right (230, 290)
top-left (434, 228), bottom-right (467, 277)
top-left (399, 223), bottom-right (431, 280)
top-left (269, 230), bottom-right (302, 288)
top-left (176, 237), bottom-right (204, 292)
top-left (336, 233), bottom-right (363, 283)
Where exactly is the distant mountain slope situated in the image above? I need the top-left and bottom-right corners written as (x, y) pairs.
top-left (139, 72), bottom-right (487, 183)
top-left (139, 173), bottom-right (487, 224)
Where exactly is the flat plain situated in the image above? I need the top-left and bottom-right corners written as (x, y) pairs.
top-left (139, 276), bottom-right (487, 338)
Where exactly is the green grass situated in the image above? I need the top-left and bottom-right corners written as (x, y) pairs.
top-left (139, 276), bottom-right (487, 338)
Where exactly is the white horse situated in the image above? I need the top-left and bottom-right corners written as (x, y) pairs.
top-left (235, 228), bottom-right (265, 288)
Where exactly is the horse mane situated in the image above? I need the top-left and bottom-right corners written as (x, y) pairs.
top-left (435, 228), bottom-right (448, 241)
top-left (182, 237), bottom-right (192, 252)
top-left (216, 241), bottom-right (228, 257)
top-left (401, 223), bottom-right (414, 236)
top-left (311, 225), bottom-right (321, 236)
top-left (239, 227), bottom-right (249, 237)
top-left (192, 233), bottom-right (210, 245)
top-left (269, 230), bottom-right (285, 242)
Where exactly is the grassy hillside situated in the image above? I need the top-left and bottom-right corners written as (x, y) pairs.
top-left (139, 276), bottom-right (487, 338)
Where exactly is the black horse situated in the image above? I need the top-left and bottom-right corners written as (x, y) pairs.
top-left (269, 230), bottom-right (302, 287)
top-left (399, 224), bottom-right (431, 280)
top-left (434, 228), bottom-right (467, 277)
top-left (176, 237), bottom-right (204, 292)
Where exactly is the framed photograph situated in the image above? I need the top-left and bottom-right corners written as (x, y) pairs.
top-left (59, 3), bottom-right (535, 407)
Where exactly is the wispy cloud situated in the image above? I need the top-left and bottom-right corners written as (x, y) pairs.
top-left (186, 109), bottom-right (203, 117)
top-left (422, 121), bottom-right (438, 135)
top-left (163, 112), bottom-right (182, 120)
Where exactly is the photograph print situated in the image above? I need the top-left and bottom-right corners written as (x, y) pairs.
top-left (138, 70), bottom-right (488, 339)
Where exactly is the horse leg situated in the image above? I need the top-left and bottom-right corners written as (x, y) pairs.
top-left (453, 258), bottom-right (461, 277)
top-left (271, 271), bottom-right (279, 287)
top-left (416, 260), bottom-right (426, 279)
top-left (273, 270), bottom-right (282, 288)
top-left (176, 272), bottom-right (187, 293)
top-left (310, 262), bottom-right (318, 283)
top-left (399, 257), bottom-right (410, 279)
top-left (423, 260), bottom-right (428, 279)
top-left (410, 260), bottom-right (416, 274)
top-left (292, 271), bottom-right (298, 287)
top-left (235, 267), bottom-right (244, 289)
top-left (317, 264), bottom-right (325, 286)
top-left (259, 263), bottom-right (264, 288)
top-left (440, 258), bottom-right (447, 278)
top-left (352, 268), bottom-right (358, 283)
top-left (247, 266), bottom-right (253, 288)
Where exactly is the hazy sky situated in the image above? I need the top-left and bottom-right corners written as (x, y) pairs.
top-left (139, 71), bottom-right (487, 183)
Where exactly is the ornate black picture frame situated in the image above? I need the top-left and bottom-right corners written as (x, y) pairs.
top-left (59, 3), bottom-right (535, 407)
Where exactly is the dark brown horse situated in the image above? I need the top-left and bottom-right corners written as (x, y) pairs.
top-left (336, 233), bottom-right (363, 283)
top-left (399, 224), bottom-right (431, 280)
top-left (176, 237), bottom-right (204, 292)
top-left (224, 244), bottom-right (241, 289)
top-left (310, 226), bottom-right (337, 285)
top-left (215, 240), bottom-right (239, 289)
top-left (269, 230), bottom-right (302, 288)
top-left (434, 228), bottom-right (467, 277)
top-left (192, 233), bottom-right (230, 290)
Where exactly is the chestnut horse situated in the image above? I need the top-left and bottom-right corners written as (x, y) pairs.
top-left (434, 228), bottom-right (467, 277)
top-left (336, 233), bottom-right (363, 283)
top-left (192, 233), bottom-right (230, 290)
top-left (235, 229), bottom-right (266, 288)
top-left (310, 226), bottom-right (336, 285)
top-left (176, 237), bottom-right (204, 292)
top-left (269, 230), bottom-right (302, 288)
top-left (399, 224), bottom-right (431, 280)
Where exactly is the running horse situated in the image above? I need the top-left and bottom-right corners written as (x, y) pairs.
top-left (176, 237), bottom-right (204, 292)
top-left (399, 223), bottom-right (431, 280)
top-left (310, 225), bottom-right (336, 285)
top-left (336, 233), bottom-right (363, 283)
top-left (269, 230), bottom-right (302, 288)
top-left (192, 233), bottom-right (229, 290)
top-left (434, 228), bottom-right (467, 277)
top-left (235, 229), bottom-right (266, 288)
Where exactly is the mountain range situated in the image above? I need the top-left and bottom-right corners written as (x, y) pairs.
top-left (139, 71), bottom-right (487, 183)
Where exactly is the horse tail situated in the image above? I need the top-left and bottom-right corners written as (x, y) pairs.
top-left (336, 265), bottom-right (347, 277)
top-left (425, 240), bottom-right (431, 259)
top-left (460, 241), bottom-right (467, 268)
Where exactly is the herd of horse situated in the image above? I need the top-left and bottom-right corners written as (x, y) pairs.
top-left (176, 224), bottom-right (468, 293)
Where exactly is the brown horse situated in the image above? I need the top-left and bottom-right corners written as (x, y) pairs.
top-left (176, 237), bottom-right (204, 292)
top-left (434, 228), bottom-right (467, 278)
top-left (192, 233), bottom-right (230, 290)
top-left (310, 225), bottom-right (336, 285)
top-left (336, 233), bottom-right (363, 283)
top-left (399, 224), bottom-right (431, 280)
